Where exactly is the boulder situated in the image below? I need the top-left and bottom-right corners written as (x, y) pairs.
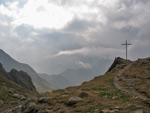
top-left (67, 97), bottom-right (83, 106)
top-left (22, 102), bottom-right (38, 113)
top-left (127, 104), bottom-right (143, 109)
top-left (38, 97), bottom-right (52, 103)
top-left (13, 93), bottom-right (20, 98)
top-left (20, 95), bottom-right (26, 100)
top-left (78, 91), bottom-right (89, 98)
top-left (13, 93), bottom-right (26, 100)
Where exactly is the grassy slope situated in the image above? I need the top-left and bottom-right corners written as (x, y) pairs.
top-left (36, 58), bottom-right (150, 113)
top-left (121, 58), bottom-right (150, 98)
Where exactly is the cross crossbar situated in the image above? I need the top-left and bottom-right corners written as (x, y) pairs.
top-left (121, 40), bottom-right (132, 60)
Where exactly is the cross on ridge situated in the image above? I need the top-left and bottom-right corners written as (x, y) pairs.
top-left (121, 40), bottom-right (132, 60)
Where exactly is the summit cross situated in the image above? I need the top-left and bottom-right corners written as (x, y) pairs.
top-left (121, 40), bottom-right (132, 60)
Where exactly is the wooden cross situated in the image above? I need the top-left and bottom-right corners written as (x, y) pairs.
top-left (121, 40), bottom-right (132, 60)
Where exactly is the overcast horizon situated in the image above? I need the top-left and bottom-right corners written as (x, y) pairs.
top-left (0, 0), bottom-right (150, 75)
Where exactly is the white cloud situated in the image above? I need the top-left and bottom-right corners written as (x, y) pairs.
top-left (55, 47), bottom-right (89, 56)
top-left (12, 0), bottom-right (74, 29)
top-left (76, 61), bottom-right (92, 69)
top-left (55, 46), bottom-right (123, 60)
top-left (0, 0), bottom-right (150, 74)
top-left (1, 0), bottom-right (108, 29)
top-left (97, 0), bottom-right (119, 8)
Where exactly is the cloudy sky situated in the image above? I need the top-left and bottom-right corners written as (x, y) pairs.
top-left (0, 0), bottom-right (150, 74)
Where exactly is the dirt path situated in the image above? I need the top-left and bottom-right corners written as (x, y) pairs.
top-left (114, 62), bottom-right (149, 100)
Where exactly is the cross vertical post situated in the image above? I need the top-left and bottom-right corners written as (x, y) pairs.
top-left (121, 40), bottom-right (132, 60)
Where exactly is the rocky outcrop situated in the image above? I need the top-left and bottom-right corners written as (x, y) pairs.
top-left (8, 69), bottom-right (36, 91)
top-left (0, 63), bottom-right (36, 91)
top-left (107, 57), bottom-right (131, 72)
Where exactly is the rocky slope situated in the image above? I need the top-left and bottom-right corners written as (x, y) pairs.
top-left (0, 63), bottom-right (36, 91)
top-left (22, 57), bottom-right (150, 113)
top-left (0, 67), bottom-right (38, 112)
top-left (8, 69), bottom-right (36, 91)
top-left (0, 49), bottom-right (56, 92)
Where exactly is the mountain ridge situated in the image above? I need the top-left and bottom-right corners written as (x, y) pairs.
top-left (0, 49), bottom-right (56, 92)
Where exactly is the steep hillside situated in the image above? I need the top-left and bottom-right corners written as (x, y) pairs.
top-left (23, 57), bottom-right (150, 113)
top-left (8, 69), bottom-right (36, 91)
top-left (0, 49), bottom-right (56, 92)
top-left (0, 63), bottom-right (36, 91)
top-left (0, 70), bottom-right (38, 112)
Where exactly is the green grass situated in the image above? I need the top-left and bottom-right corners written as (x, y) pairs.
top-left (92, 88), bottom-right (107, 91)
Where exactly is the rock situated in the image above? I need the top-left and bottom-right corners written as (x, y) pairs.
top-left (94, 109), bottom-right (99, 112)
top-left (58, 109), bottom-right (66, 113)
top-left (101, 109), bottom-right (119, 113)
top-left (132, 109), bottom-right (143, 113)
top-left (8, 69), bottom-right (36, 91)
top-left (112, 96), bottom-right (118, 99)
top-left (127, 104), bottom-right (144, 109)
top-left (38, 97), bottom-right (52, 103)
top-left (109, 109), bottom-right (119, 112)
top-left (67, 97), bottom-right (83, 106)
top-left (76, 89), bottom-right (82, 93)
top-left (0, 100), bottom-right (4, 106)
top-left (13, 93), bottom-right (20, 98)
top-left (64, 91), bottom-right (70, 94)
top-left (143, 100), bottom-right (150, 106)
top-left (22, 102), bottom-right (38, 113)
top-left (127, 83), bottom-right (134, 88)
top-left (8, 90), bottom-right (15, 94)
top-left (78, 91), bottom-right (89, 98)
top-left (13, 93), bottom-right (26, 100)
top-left (24, 93), bottom-right (30, 98)
top-left (110, 106), bottom-right (120, 110)
top-left (61, 95), bottom-right (68, 98)
top-left (20, 95), bottom-right (26, 100)
top-left (101, 109), bottom-right (110, 113)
